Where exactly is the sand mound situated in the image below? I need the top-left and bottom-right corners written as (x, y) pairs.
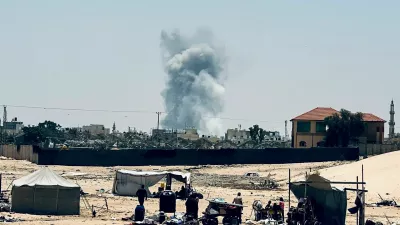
top-left (319, 151), bottom-right (400, 202)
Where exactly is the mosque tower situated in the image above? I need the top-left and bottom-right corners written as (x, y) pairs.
top-left (389, 100), bottom-right (395, 138)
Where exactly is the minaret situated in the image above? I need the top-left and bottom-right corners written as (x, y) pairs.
top-left (389, 100), bottom-right (395, 138)
top-left (112, 122), bottom-right (116, 133)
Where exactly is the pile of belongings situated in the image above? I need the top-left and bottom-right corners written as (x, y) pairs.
top-left (0, 215), bottom-right (24, 222)
top-left (163, 212), bottom-right (185, 225)
top-left (245, 218), bottom-right (279, 225)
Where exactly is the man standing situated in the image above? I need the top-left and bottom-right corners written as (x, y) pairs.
top-left (279, 197), bottom-right (285, 221)
top-left (185, 193), bottom-right (199, 219)
top-left (136, 185), bottom-right (148, 206)
top-left (233, 192), bottom-right (243, 223)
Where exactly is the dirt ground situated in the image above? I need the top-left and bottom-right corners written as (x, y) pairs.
top-left (1, 151), bottom-right (400, 225)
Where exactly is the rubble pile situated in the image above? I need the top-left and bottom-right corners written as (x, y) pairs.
top-left (191, 173), bottom-right (281, 190)
top-left (0, 215), bottom-right (24, 223)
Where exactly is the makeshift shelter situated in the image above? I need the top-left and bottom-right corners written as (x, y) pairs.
top-left (290, 174), bottom-right (347, 225)
top-left (11, 167), bottom-right (80, 215)
top-left (112, 170), bottom-right (190, 196)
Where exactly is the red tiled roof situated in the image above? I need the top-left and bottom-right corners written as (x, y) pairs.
top-left (291, 107), bottom-right (338, 121)
top-left (362, 113), bottom-right (386, 122)
top-left (291, 107), bottom-right (386, 122)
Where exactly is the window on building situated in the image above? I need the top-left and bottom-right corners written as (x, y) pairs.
top-left (376, 127), bottom-right (380, 132)
top-left (297, 121), bottom-right (311, 132)
top-left (299, 141), bottom-right (307, 147)
top-left (316, 122), bottom-right (326, 133)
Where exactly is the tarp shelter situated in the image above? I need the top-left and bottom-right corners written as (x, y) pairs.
top-left (112, 170), bottom-right (191, 196)
top-left (290, 174), bottom-right (347, 225)
top-left (11, 167), bottom-right (80, 215)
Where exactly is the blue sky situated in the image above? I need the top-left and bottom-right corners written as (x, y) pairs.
top-left (1, 1), bottom-right (399, 136)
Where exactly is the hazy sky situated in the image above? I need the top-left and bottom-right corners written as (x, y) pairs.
top-left (1, 1), bottom-right (399, 136)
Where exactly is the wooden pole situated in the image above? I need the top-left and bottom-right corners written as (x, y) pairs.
top-left (356, 176), bottom-right (359, 225)
top-left (288, 169), bottom-right (291, 210)
top-left (304, 172), bottom-right (307, 224)
top-left (361, 165), bottom-right (365, 225)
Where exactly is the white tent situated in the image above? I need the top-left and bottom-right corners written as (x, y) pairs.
top-left (112, 170), bottom-right (191, 196)
top-left (11, 167), bottom-right (81, 215)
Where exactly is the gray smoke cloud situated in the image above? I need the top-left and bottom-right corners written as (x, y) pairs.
top-left (160, 29), bottom-right (226, 135)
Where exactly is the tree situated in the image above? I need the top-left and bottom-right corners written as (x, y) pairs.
top-left (249, 124), bottom-right (267, 144)
top-left (21, 126), bottom-right (43, 144)
top-left (66, 128), bottom-right (80, 140)
top-left (324, 109), bottom-right (365, 147)
top-left (21, 120), bottom-right (63, 145)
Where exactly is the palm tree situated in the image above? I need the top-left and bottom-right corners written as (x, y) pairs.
top-left (324, 109), bottom-right (364, 147)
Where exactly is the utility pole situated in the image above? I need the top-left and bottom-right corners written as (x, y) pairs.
top-left (156, 112), bottom-right (161, 130)
top-left (1, 106), bottom-right (6, 144)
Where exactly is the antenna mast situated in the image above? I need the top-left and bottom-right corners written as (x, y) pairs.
top-left (285, 120), bottom-right (289, 140)
top-left (156, 112), bottom-right (161, 130)
top-left (3, 105), bottom-right (6, 126)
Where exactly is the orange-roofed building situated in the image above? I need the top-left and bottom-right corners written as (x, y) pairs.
top-left (291, 107), bottom-right (386, 148)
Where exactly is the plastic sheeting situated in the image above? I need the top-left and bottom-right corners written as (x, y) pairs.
top-left (112, 170), bottom-right (190, 196)
top-left (11, 167), bottom-right (80, 215)
top-left (290, 174), bottom-right (347, 225)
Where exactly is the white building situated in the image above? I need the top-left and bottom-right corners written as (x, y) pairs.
top-left (82, 124), bottom-right (110, 135)
top-left (225, 128), bottom-right (250, 144)
top-left (2, 118), bottom-right (24, 135)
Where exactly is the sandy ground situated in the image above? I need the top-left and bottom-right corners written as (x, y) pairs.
top-left (1, 152), bottom-right (400, 225)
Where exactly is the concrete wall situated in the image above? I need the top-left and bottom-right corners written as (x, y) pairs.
top-left (35, 147), bottom-right (360, 166)
top-left (2, 144), bottom-right (396, 166)
top-left (358, 143), bottom-right (397, 157)
top-left (0, 145), bottom-right (38, 163)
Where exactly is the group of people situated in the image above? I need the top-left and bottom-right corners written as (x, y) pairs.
top-left (264, 197), bottom-right (285, 221)
top-left (135, 184), bottom-right (200, 219)
top-left (135, 184), bottom-right (285, 223)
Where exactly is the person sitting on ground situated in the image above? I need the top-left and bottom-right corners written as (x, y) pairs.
top-left (136, 185), bottom-right (148, 206)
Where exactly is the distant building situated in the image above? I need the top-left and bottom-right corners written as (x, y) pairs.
top-left (152, 128), bottom-right (200, 141)
top-left (82, 124), bottom-right (110, 135)
top-left (1, 117), bottom-right (24, 135)
top-left (263, 131), bottom-right (281, 141)
top-left (225, 128), bottom-right (250, 144)
top-left (178, 128), bottom-right (200, 141)
top-left (291, 107), bottom-right (386, 148)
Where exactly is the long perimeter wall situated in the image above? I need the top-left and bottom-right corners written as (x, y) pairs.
top-left (35, 147), bottom-right (359, 166)
top-left (2, 144), bottom-right (397, 166)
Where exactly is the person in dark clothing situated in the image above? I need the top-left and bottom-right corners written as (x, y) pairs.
top-left (136, 185), bottom-right (148, 206)
top-left (272, 203), bottom-right (282, 220)
top-left (265, 200), bottom-right (272, 209)
top-left (178, 185), bottom-right (187, 200)
top-left (185, 194), bottom-right (199, 219)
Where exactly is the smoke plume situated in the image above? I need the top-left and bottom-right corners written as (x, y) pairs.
top-left (160, 29), bottom-right (226, 135)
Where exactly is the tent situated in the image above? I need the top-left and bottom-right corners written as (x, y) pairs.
top-left (11, 167), bottom-right (80, 215)
top-left (112, 170), bottom-right (191, 196)
top-left (290, 174), bottom-right (347, 225)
